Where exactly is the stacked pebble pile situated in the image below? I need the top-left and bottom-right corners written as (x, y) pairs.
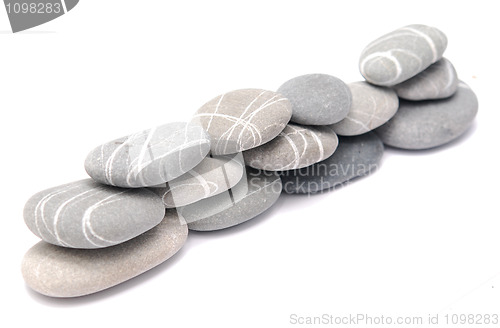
top-left (22, 24), bottom-right (478, 298)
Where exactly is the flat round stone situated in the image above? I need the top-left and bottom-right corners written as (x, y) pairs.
top-left (179, 168), bottom-right (282, 231)
top-left (23, 179), bottom-right (165, 249)
top-left (359, 24), bottom-right (448, 86)
top-left (280, 132), bottom-right (384, 194)
top-left (277, 74), bottom-right (352, 125)
top-left (393, 58), bottom-right (458, 100)
top-left (22, 210), bottom-right (188, 298)
top-left (332, 82), bottom-right (399, 136)
top-left (85, 122), bottom-right (210, 188)
top-left (149, 153), bottom-right (244, 208)
top-left (192, 89), bottom-right (292, 155)
top-left (243, 123), bottom-right (338, 171)
top-left (375, 82), bottom-right (478, 149)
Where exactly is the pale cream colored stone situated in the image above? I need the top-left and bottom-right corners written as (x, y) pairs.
top-left (22, 210), bottom-right (188, 298)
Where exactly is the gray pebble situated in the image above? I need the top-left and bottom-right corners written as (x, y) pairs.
top-left (22, 210), bottom-right (188, 298)
top-left (281, 132), bottom-right (384, 194)
top-left (359, 24), bottom-right (448, 86)
top-left (179, 168), bottom-right (282, 231)
top-left (192, 89), bottom-right (292, 155)
top-left (149, 153), bottom-right (244, 208)
top-left (277, 74), bottom-right (352, 125)
top-left (243, 123), bottom-right (338, 171)
top-left (85, 122), bottom-right (210, 188)
top-left (393, 57), bottom-right (458, 100)
top-left (375, 81), bottom-right (478, 149)
top-left (23, 179), bottom-right (166, 249)
top-left (332, 82), bottom-right (399, 136)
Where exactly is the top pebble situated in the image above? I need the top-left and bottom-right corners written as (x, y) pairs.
top-left (359, 24), bottom-right (448, 86)
top-left (277, 74), bottom-right (352, 125)
top-left (192, 89), bottom-right (292, 155)
top-left (85, 122), bottom-right (210, 188)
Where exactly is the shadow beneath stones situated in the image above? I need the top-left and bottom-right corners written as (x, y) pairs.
top-left (383, 120), bottom-right (478, 156)
top-left (25, 245), bottom-right (189, 307)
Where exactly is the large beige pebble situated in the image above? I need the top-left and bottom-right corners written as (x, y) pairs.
top-left (22, 210), bottom-right (188, 298)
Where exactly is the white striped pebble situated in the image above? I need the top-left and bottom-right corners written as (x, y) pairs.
top-left (84, 122), bottom-right (211, 188)
top-left (243, 123), bottom-right (339, 171)
top-left (359, 24), bottom-right (448, 86)
top-left (149, 153), bottom-right (245, 208)
top-left (180, 168), bottom-right (282, 231)
top-left (332, 81), bottom-right (399, 136)
top-left (192, 89), bottom-right (292, 155)
top-left (23, 179), bottom-right (165, 249)
top-left (393, 57), bottom-right (459, 100)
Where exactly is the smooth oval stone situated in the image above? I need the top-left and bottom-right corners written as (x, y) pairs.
top-left (243, 123), bottom-right (339, 171)
top-left (359, 24), bottom-right (448, 86)
top-left (280, 132), bottom-right (384, 194)
top-left (149, 153), bottom-right (244, 208)
top-left (332, 82), bottom-right (399, 136)
top-left (85, 122), bottom-right (210, 188)
top-left (393, 57), bottom-right (458, 100)
top-left (179, 168), bottom-right (282, 231)
top-left (192, 89), bottom-right (292, 155)
top-left (375, 82), bottom-right (478, 150)
top-left (23, 179), bottom-right (165, 249)
top-left (22, 210), bottom-right (188, 298)
top-left (277, 74), bottom-right (352, 125)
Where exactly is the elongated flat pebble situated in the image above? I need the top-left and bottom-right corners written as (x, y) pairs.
top-left (280, 133), bottom-right (384, 194)
top-left (179, 168), bottom-right (282, 231)
top-left (23, 179), bottom-right (165, 249)
top-left (375, 82), bottom-right (478, 149)
top-left (243, 123), bottom-right (338, 171)
top-left (149, 153), bottom-right (244, 208)
top-left (393, 57), bottom-right (458, 100)
top-left (359, 24), bottom-right (448, 86)
top-left (22, 210), bottom-right (188, 298)
top-left (332, 82), bottom-right (399, 136)
top-left (192, 89), bottom-right (292, 155)
top-left (277, 74), bottom-right (352, 125)
top-left (85, 122), bottom-right (210, 188)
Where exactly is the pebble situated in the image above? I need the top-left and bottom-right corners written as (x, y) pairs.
top-left (375, 81), bottom-right (478, 149)
top-left (281, 132), bottom-right (384, 193)
top-left (178, 168), bottom-right (282, 231)
top-left (23, 179), bottom-right (165, 249)
top-left (192, 89), bottom-right (292, 155)
top-left (85, 122), bottom-right (210, 188)
top-left (277, 74), bottom-right (352, 125)
top-left (243, 123), bottom-right (339, 171)
top-left (393, 57), bottom-right (458, 100)
top-left (332, 82), bottom-right (399, 136)
top-left (22, 210), bottom-right (188, 298)
top-left (149, 153), bottom-right (244, 208)
top-left (359, 24), bottom-right (448, 86)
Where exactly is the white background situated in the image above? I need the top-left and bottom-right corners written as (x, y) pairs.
top-left (1, 1), bottom-right (499, 327)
